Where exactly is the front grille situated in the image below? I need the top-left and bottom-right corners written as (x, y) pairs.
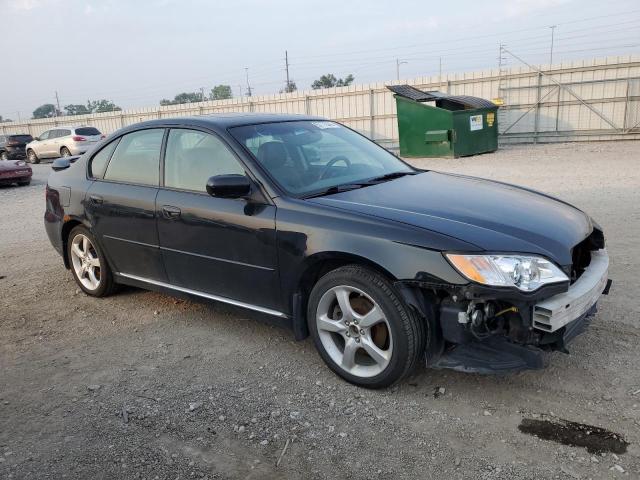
top-left (570, 228), bottom-right (605, 283)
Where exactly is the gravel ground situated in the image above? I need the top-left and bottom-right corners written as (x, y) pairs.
top-left (1, 141), bottom-right (639, 480)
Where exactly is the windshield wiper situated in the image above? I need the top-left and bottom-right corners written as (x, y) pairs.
top-left (364, 171), bottom-right (418, 184)
top-left (303, 183), bottom-right (369, 199)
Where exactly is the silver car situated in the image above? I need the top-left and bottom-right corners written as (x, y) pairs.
top-left (25, 126), bottom-right (104, 163)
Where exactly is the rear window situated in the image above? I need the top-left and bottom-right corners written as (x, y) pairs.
top-left (75, 127), bottom-right (101, 136)
top-left (9, 135), bottom-right (33, 143)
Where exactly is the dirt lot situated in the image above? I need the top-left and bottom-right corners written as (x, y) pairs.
top-left (1, 141), bottom-right (639, 480)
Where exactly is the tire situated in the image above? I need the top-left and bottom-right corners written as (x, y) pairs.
top-left (307, 265), bottom-right (426, 388)
top-left (60, 147), bottom-right (71, 157)
top-left (67, 225), bottom-right (116, 297)
top-left (0, 151), bottom-right (7, 161)
top-left (18, 179), bottom-right (31, 186)
top-left (27, 149), bottom-right (39, 164)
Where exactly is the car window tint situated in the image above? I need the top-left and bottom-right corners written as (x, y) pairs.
top-left (103, 129), bottom-right (163, 185)
top-left (90, 139), bottom-right (119, 179)
top-left (59, 129), bottom-right (71, 137)
top-left (76, 127), bottom-right (101, 136)
top-left (39, 131), bottom-right (50, 140)
top-left (164, 129), bottom-right (244, 192)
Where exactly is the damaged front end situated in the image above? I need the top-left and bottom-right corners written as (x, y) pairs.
top-left (401, 230), bottom-right (612, 374)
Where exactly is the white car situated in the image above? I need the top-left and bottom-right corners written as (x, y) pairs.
top-left (25, 126), bottom-right (104, 163)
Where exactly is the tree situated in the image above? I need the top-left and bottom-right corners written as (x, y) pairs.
top-left (0, 115), bottom-right (13, 123)
top-left (87, 99), bottom-right (121, 113)
top-left (160, 92), bottom-right (203, 106)
top-left (281, 81), bottom-right (297, 93)
top-left (64, 104), bottom-right (91, 116)
top-left (32, 104), bottom-right (59, 119)
top-left (311, 74), bottom-right (354, 90)
top-left (209, 85), bottom-right (232, 100)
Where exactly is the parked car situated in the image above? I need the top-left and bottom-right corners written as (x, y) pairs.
top-left (0, 133), bottom-right (33, 160)
top-left (44, 114), bottom-right (611, 388)
top-left (0, 159), bottom-right (32, 186)
top-left (26, 126), bottom-right (103, 163)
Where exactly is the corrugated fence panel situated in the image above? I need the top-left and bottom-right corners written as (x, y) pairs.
top-left (2, 55), bottom-right (640, 144)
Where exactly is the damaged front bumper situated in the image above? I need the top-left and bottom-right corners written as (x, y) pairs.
top-left (422, 249), bottom-right (611, 374)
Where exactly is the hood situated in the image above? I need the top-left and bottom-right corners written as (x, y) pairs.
top-left (308, 171), bottom-right (592, 266)
top-left (0, 160), bottom-right (30, 172)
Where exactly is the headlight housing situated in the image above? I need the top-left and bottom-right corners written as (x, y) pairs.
top-left (446, 253), bottom-right (568, 292)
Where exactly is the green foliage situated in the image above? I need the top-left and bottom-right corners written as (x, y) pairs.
top-left (281, 81), bottom-right (297, 93)
top-left (209, 85), bottom-right (233, 100)
top-left (32, 104), bottom-right (59, 119)
top-left (0, 115), bottom-right (13, 123)
top-left (311, 74), bottom-right (354, 90)
top-left (160, 92), bottom-right (203, 106)
top-left (64, 104), bottom-right (91, 116)
top-left (88, 99), bottom-right (121, 113)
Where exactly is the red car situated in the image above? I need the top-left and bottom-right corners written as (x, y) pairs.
top-left (0, 159), bottom-right (32, 186)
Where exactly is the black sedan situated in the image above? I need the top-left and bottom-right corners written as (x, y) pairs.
top-left (44, 114), bottom-right (610, 388)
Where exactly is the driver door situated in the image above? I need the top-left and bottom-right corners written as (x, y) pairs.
top-left (156, 128), bottom-right (281, 310)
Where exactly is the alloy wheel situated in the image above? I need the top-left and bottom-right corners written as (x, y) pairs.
top-left (70, 234), bottom-right (101, 290)
top-left (316, 285), bottom-right (393, 378)
top-left (0, 152), bottom-right (7, 161)
top-left (61, 147), bottom-right (71, 157)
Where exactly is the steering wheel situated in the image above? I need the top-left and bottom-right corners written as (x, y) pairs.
top-left (320, 155), bottom-right (352, 180)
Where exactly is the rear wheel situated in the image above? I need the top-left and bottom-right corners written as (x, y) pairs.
top-left (307, 265), bottom-right (426, 388)
top-left (26, 149), bottom-right (39, 164)
top-left (60, 147), bottom-right (71, 157)
top-left (67, 226), bottom-right (116, 297)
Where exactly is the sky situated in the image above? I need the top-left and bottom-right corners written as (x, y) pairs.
top-left (1, 0), bottom-right (639, 120)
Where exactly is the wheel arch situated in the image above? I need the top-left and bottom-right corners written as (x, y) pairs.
top-left (61, 218), bottom-right (90, 269)
top-left (291, 252), bottom-right (397, 340)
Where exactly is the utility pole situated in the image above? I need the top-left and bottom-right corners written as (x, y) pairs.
top-left (285, 50), bottom-right (291, 92)
top-left (200, 87), bottom-right (206, 102)
top-left (396, 59), bottom-right (408, 81)
top-left (237, 85), bottom-right (243, 98)
top-left (549, 25), bottom-right (557, 67)
top-left (55, 91), bottom-right (61, 116)
top-left (245, 68), bottom-right (252, 97)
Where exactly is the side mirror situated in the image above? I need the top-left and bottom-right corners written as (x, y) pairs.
top-left (34, 137), bottom-right (40, 141)
top-left (52, 158), bottom-right (71, 171)
top-left (206, 174), bottom-right (251, 198)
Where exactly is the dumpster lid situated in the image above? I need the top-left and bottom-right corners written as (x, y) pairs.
top-left (387, 85), bottom-right (496, 109)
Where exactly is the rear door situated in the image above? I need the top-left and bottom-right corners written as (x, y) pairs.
top-left (85, 128), bottom-right (167, 282)
top-left (53, 128), bottom-right (71, 156)
top-left (34, 130), bottom-right (51, 157)
top-left (156, 128), bottom-right (280, 309)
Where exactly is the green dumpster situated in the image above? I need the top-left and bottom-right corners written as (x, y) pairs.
top-left (388, 85), bottom-right (499, 158)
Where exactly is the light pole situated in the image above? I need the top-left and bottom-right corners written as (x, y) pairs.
top-left (549, 25), bottom-right (557, 67)
top-left (396, 59), bottom-right (408, 81)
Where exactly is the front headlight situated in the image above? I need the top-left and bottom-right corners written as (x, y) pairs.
top-left (445, 253), bottom-right (568, 292)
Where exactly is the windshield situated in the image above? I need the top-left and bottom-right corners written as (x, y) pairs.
top-left (229, 121), bottom-right (414, 196)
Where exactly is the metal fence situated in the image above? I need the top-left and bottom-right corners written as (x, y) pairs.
top-left (2, 54), bottom-right (639, 145)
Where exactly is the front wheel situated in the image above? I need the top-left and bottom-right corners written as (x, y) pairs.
top-left (0, 151), bottom-right (8, 161)
top-left (67, 226), bottom-right (116, 297)
top-left (307, 265), bottom-right (426, 388)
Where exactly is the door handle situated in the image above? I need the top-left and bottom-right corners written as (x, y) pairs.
top-left (89, 195), bottom-right (103, 204)
top-left (162, 205), bottom-right (181, 219)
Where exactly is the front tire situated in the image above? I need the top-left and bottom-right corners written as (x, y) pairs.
top-left (27, 149), bottom-right (39, 164)
top-left (67, 226), bottom-right (116, 297)
top-left (307, 265), bottom-right (426, 388)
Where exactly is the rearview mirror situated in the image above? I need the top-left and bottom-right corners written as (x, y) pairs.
top-left (206, 174), bottom-right (251, 198)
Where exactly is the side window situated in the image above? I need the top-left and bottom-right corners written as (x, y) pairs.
top-left (164, 129), bottom-right (245, 192)
top-left (39, 131), bottom-right (50, 140)
top-left (103, 129), bottom-right (164, 185)
top-left (89, 139), bottom-right (120, 179)
top-left (59, 129), bottom-right (71, 137)
top-left (49, 130), bottom-right (61, 139)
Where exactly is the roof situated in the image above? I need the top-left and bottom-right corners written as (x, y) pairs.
top-left (129, 113), bottom-right (324, 131)
top-left (387, 85), bottom-right (496, 110)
